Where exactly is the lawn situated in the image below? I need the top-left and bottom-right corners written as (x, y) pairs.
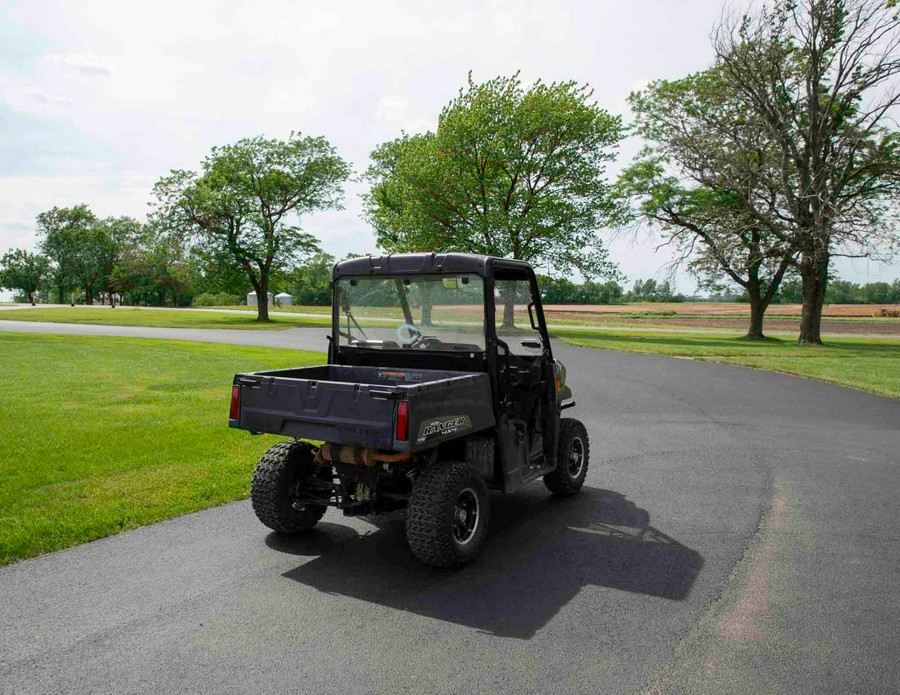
top-left (552, 328), bottom-right (900, 399)
top-left (0, 333), bottom-right (325, 566)
top-left (0, 307), bottom-right (331, 329)
top-left (4, 305), bottom-right (896, 336)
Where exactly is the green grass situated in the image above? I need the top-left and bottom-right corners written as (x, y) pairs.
top-left (212, 304), bottom-right (333, 315)
top-left (0, 307), bottom-right (331, 329)
top-left (0, 333), bottom-right (325, 565)
top-left (552, 327), bottom-right (900, 399)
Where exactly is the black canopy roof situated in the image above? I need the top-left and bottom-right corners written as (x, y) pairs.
top-left (333, 252), bottom-right (533, 279)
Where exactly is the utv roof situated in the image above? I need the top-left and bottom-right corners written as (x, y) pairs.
top-left (333, 252), bottom-right (533, 279)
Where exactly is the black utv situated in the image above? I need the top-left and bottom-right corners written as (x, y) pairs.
top-left (229, 253), bottom-right (589, 567)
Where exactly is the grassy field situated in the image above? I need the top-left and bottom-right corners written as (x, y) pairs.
top-left (0, 307), bottom-right (331, 329)
top-left (224, 302), bottom-right (900, 335)
top-left (1, 323), bottom-right (896, 566)
top-left (553, 328), bottom-right (900, 399)
top-left (0, 333), bottom-right (325, 566)
top-left (4, 303), bottom-right (898, 335)
top-left (222, 301), bottom-right (900, 318)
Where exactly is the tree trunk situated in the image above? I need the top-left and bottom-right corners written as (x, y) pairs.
top-left (84, 285), bottom-right (93, 305)
top-left (420, 283), bottom-right (433, 326)
top-left (502, 282), bottom-right (516, 329)
top-left (29, 290), bottom-right (35, 306)
top-left (57, 286), bottom-right (64, 304)
top-left (256, 273), bottom-right (270, 322)
top-left (746, 289), bottom-right (767, 339)
top-left (798, 251), bottom-right (828, 345)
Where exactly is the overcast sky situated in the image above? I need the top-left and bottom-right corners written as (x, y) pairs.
top-left (1, 0), bottom-right (896, 293)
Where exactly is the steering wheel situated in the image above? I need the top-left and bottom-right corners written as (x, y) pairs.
top-left (396, 323), bottom-right (422, 347)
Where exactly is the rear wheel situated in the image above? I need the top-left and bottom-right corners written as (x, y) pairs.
top-left (251, 440), bottom-right (328, 532)
top-left (543, 418), bottom-right (589, 496)
top-left (407, 461), bottom-right (489, 567)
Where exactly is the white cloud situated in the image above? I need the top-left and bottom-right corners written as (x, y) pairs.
top-left (44, 52), bottom-right (112, 76)
top-left (375, 95), bottom-right (433, 134)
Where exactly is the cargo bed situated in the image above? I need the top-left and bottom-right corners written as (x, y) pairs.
top-left (231, 365), bottom-right (495, 452)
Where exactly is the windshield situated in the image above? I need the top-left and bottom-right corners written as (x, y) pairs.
top-left (335, 274), bottom-right (486, 351)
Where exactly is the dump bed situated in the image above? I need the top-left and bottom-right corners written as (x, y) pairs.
top-left (230, 365), bottom-right (495, 452)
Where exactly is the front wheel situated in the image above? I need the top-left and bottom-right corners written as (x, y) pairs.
top-left (251, 440), bottom-right (328, 532)
top-left (543, 418), bottom-right (590, 496)
top-left (407, 461), bottom-right (490, 567)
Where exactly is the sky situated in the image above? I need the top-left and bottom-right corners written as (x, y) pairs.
top-left (1, 0), bottom-right (897, 296)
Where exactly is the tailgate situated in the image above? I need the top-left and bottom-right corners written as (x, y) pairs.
top-left (233, 373), bottom-right (399, 449)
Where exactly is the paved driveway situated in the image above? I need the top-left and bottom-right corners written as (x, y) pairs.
top-left (1, 325), bottom-right (898, 693)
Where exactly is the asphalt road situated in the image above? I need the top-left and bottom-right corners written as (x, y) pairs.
top-left (1, 324), bottom-right (898, 694)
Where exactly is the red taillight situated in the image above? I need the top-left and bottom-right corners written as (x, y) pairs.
top-left (396, 401), bottom-right (409, 441)
top-left (230, 385), bottom-right (241, 421)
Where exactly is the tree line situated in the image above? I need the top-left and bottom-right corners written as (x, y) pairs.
top-left (2, 0), bottom-right (898, 341)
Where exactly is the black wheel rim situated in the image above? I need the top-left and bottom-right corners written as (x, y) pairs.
top-left (453, 487), bottom-right (480, 545)
top-left (568, 436), bottom-right (585, 478)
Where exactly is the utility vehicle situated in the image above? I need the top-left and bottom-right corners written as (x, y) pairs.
top-left (229, 253), bottom-right (589, 567)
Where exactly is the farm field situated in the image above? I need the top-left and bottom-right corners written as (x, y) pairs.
top-left (249, 301), bottom-right (900, 335)
top-left (237, 301), bottom-right (900, 318)
top-left (541, 301), bottom-right (900, 317)
top-left (0, 333), bottom-right (323, 565)
top-left (2, 302), bottom-right (898, 335)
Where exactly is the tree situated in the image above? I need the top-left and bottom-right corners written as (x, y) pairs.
top-left (289, 251), bottom-right (335, 305)
top-left (365, 72), bottom-right (624, 326)
top-left (775, 278), bottom-right (804, 303)
top-left (0, 249), bottom-right (50, 305)
top-left (619, 69), bottom-right (798, 338)
top-left (96, 216), bottom-right (143, 307)
top-left (714, 0), bottom-right (900, 344)
top-left (152, 133), bottom-right (350, 321)
top-left (37, 205), bottom-right (118, 305)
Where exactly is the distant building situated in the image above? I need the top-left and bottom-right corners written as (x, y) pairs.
top-left (275, 292), bottom-right (294, 306)
top-left (247, 291), bottom-right (273, 307)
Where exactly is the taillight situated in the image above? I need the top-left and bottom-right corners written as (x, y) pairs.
top-left (230, 385), bottom-right (241, 421)
top-left (396, 401), bottom-right (409, 441)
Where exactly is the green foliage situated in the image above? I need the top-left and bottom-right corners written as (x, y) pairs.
top-left (37, 205), bottom-right (112, 303)
top-left (713, 0), bottom-right (900, 342)
top-left (772, 277), bottom-right (900, 304)
top-left (365, 73), bottom-right (624, 279)
top-left (192, 292), bottom-right (243, 306)
top-left (626, 278), bottom-right (684, 303)
top-left (538, 275), bottom-right (624, 304)
top-left (0, 249), bottom-right (50, 303)
top-left (773, 278), bottom-right (803, 304)
top-left (618, 68), bottom-right (795, 334)
top-left (0, 333), bottom-right (323, 565)
top-left (288, 251), bottom-right (335, 305)
top-left (152, 133), bottom-right (350, 320)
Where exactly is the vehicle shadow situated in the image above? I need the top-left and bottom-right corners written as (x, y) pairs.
top-left (270, 487), bottom-right (703, 640)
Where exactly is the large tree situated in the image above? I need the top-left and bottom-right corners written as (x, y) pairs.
top-left (95, 216), bottom-right (143, 307)
top-left (364, 73), bottom-right (624, 326)
top-left (152, 133), bottom-right (350, 321)
top-left (0, 249), bottom-right (50, 305)
top-left (37, 205), bottom-right (117, 305)
top-left (714, 0), bottom-right (900, 344)
top-left (619, 69), bottom-right (798, 338)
